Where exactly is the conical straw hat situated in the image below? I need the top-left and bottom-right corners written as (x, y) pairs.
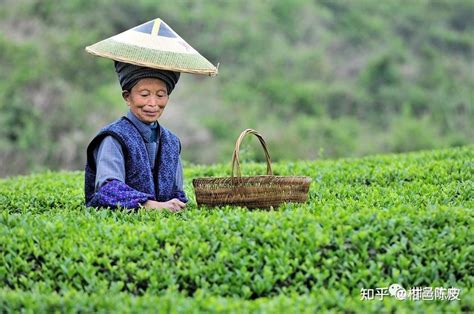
top-left (85, 18), bottom-right (218, 76)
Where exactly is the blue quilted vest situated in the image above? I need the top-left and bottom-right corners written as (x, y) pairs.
top-left (85, 116), bottom-right (181, 206)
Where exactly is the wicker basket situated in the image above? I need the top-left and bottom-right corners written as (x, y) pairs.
top-left (193, 129), bottom-right (312, 209)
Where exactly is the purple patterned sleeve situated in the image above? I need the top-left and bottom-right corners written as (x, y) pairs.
top-left (88, 179), bottom-right (154, 209)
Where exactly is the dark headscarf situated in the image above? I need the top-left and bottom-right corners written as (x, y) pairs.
top-left (114, 61), bottom-right (180, 94)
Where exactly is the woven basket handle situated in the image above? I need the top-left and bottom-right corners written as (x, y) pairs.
top-left (231, 129), bottom-right (273, 177)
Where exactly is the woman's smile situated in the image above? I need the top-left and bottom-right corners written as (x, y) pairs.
top-left (143, 109), bottom-right (159, 115)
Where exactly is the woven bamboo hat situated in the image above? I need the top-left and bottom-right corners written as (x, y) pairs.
top-left (85, 18), bottom-right (218, 76)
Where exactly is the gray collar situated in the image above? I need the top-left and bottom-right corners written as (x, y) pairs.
top-left (126, 110), bottom-right (158, 143)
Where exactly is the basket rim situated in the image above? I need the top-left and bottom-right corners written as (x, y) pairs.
top-left (192, 175), bottom-right (312, 182)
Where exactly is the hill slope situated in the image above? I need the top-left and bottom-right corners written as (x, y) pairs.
top-left (1, 1), bottom-right (473, 175)
top-left (0, 147), bottom-right (472, 312)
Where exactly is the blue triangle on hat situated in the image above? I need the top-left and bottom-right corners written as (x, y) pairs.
top-left (158, 23), bottom-right (176, 38)
top-left (133, 21), bottom-right (154, 34)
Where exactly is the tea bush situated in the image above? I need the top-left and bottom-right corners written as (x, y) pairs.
top-left (0, 146), bottom-right (472, 312)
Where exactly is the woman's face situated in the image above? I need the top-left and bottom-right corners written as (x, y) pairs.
top-left (123, 78), bottom-right (169, 124)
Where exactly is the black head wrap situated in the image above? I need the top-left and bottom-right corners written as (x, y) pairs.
top-left (114, 61), bottom-right (180, 94)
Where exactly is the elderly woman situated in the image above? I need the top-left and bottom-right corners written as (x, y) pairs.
top-left (85, 62), bottom-right (186, 211)
top-left (84, 18), bottom-right (217, 211)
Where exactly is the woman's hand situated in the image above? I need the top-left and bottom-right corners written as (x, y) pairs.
top-left (143, 199), bottom-right (186, 212)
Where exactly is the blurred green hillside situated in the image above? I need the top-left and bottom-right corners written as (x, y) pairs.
top-left (0, 0), bottom-right (473, 176)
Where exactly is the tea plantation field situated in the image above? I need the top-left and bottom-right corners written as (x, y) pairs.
top-left (0, 147), bottom-right (472, 313)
